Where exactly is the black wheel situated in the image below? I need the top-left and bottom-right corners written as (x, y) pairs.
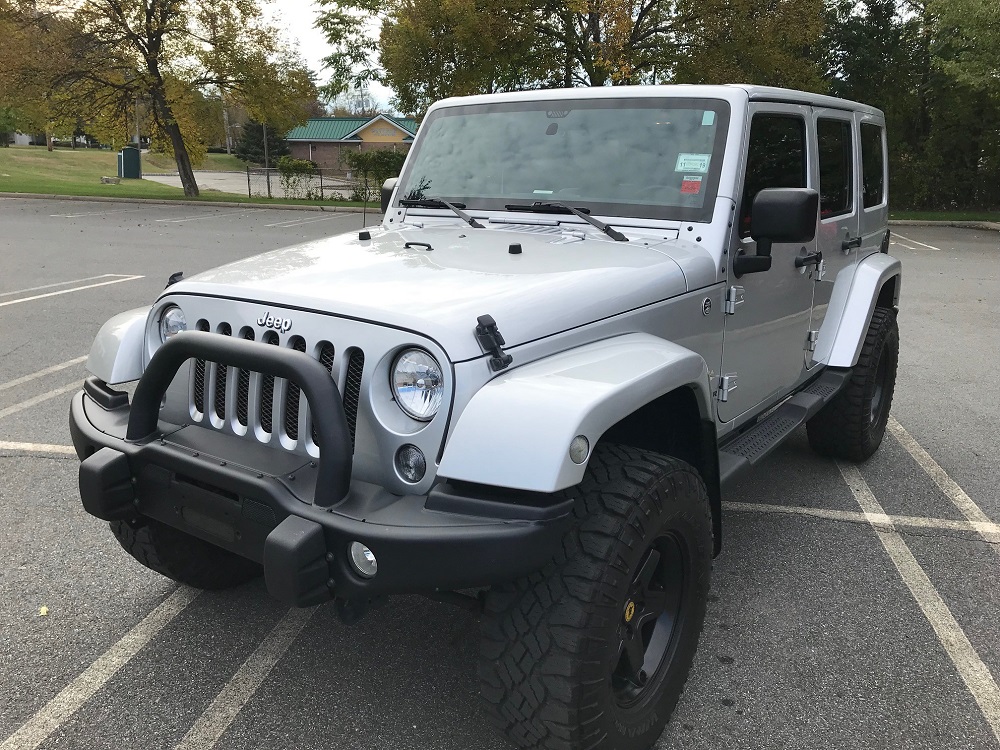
top-left (110, 518), bottom-right (262, 590)
top-left (478, 445), bottom-right (713, 750)
top-left (807, 306), bottom-right (899, 462)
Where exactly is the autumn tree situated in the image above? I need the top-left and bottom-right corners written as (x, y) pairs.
top-left (377, 0), bottom-right (554, 114)
top-left (1, 0), bottom-right (317, 196)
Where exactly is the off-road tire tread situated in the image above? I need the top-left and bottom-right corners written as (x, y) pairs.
top-left (478, 444), bottom-right (712, 750)
top-left (110, 517), bottom-right (261, 590)
top-left (807, 306), bottom-right (898, 462)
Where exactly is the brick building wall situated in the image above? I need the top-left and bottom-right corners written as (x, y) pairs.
top-left (289, 141), bottom-right (411, 174)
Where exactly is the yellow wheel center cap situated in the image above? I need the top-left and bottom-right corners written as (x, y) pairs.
top-left (624, 600), bottom-right (636, 623)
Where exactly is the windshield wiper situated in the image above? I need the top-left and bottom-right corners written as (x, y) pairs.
top-left (504, 201), bottom-right (628, 242)
top-left (399, 197), bottom-right (483, 228)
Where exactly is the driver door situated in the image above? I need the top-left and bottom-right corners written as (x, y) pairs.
top-left (718, 104), bottom-right (817, 423)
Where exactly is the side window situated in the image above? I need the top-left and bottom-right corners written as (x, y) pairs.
top-left (817, 118), bottom-right (853, 218)
top-left (741, 115), bottom-right (807, 237)
top-left (861, 123), bottom-right (886, 208)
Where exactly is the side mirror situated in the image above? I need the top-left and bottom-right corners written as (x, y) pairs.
top-left (750, 187), bottom-right (819, 258)
top-left (381, 177), bottom-right (398, 215)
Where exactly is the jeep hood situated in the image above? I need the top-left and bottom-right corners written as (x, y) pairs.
top-left (170, 224), bottom-right (716, 361)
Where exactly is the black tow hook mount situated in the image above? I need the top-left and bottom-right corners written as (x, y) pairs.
top-left (334, 597), bottom-right (371, 625)
top-left (475, 314), bottom-right (513, 372)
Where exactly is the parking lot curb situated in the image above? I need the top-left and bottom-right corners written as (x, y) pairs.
top-left (0, 192), bottom-right (372, 213)
top-left (890, 219), bottom-right (1000, 232)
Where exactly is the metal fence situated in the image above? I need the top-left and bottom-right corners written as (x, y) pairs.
top-left (246, 167), bottom-right (357, 201)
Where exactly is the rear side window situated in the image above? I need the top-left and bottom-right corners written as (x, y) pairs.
top-left (861, 123), bottom-right (886, 208)
top-left (741, 115), bottom-right (807, 236)
top-left (817, 118), bottom-right (853, 218)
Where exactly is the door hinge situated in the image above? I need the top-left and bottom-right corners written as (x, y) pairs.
top-left (725, 286), bottom-right (745, 315)
top-left (718, 374), bottom-right (738, 402)
top-left (815, 258), bottom-right (827, 281)
top-left (806, 330), bottom-right (819, 352)
top-left (475, 314), bottom-right (513, 371)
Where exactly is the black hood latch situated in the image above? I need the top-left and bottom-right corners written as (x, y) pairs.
top-left (475, 315), bottom-right (513, 372)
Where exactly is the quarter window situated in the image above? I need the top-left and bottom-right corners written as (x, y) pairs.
top-left (741, 115), bottom-right (807, 236)
top-left (817, 119), bottom-right (854, 218)
top-left (861, 123), bottom-right (886, 208)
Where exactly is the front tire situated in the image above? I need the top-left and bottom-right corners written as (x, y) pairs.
top-left (110, 517), bottom-right (262, 590)
top-left (478, 445), bottom-right (713, 750)
top-left (807, 306), bottom-right (899, 462)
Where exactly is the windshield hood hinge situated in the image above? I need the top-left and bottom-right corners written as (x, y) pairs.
top-left (475, 315), bottom-right (514, 372)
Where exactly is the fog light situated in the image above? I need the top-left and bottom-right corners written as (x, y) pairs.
top-left (395, 444), bottom-right (426, 483)
top-left (569, 435), bottom-right (590, 464)
top-left (349, 542), bottom-right (378, 578)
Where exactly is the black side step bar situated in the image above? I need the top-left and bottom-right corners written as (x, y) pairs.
top-left (718, 368), bottom-right (852, 488)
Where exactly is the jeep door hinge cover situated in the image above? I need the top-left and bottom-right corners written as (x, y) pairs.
top-left (718, 374), bottom-right (738, 402)
top-left (806, 330), bottom-right (819, 353)
top-left (725, 286), bottom-right (745, 315)
top-left (475, 314), bottom-right (514, 372)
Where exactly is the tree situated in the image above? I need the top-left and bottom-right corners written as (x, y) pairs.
top-left (0, 0), bottom-right (317, 196)
top-left (235, 121), bottom-right (290, 166)
top-left (674, 0), bottom-right (826, 90)
top-left (932, 0), bottom-right (1000, 94)
top-left (316, 0), bottom-right (827, 113)
top-left (378, 0), bottom-right (554, 115)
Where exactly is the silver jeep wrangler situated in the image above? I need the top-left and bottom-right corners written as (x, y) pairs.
top-left (71, 85), bottom-right (899, 750)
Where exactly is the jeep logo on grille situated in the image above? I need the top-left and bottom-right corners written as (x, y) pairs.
top-left (256, 312), bottom-right (292, 334)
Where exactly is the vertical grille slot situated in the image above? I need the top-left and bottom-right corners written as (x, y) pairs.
top-left (313, 342), bottom-right (336, 445)
top-left (192, 320), bottom-right (209, 414)
top-left (284, 336), bottom-right (307, 440)
top-left (260, 331), bottom-right (279, 434)
top-left (343, 349), bottom-right (364, 450)
top-left (236, 328), bottom-right (254, 427)
top-left (213, 323), bottom-right (232, 420)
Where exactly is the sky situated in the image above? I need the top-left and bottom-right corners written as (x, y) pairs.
top-left (265, 0), bottom-right (394, 110)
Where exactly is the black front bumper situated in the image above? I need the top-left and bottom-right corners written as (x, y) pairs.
top-left (70, 334), bottom-right (573, 607)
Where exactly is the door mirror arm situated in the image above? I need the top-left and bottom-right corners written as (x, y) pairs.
top-left (733, 249), bottom-right (772, 277)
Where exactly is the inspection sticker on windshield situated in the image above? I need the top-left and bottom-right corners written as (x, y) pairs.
top-left (675, 153), bottom-right (711, 173)
top-left (680, 176), bottom-right (703, 194)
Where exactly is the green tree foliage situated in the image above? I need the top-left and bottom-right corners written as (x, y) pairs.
top-left (276, 155), bottom-right (317, 200)
top-left (378, 0), bottom-right (551, 115)
top-left (933, 0), bottom-right (1000, 93)
top-left (0, 0), bottom-right (317, 196)
top-left (674, 0), bottom-right (826, 90)
top-left (235, 122), bottom-right (291, 166)
top-left (822, 0), bottom-right (1000, 210)
top-left (316, 0), bottom-right (826, 114)
top-left (0, 106), bottom-right (18, 146)
top-left (344, 148), bottom-right (407, 202)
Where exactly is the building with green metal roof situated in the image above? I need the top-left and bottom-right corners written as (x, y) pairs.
top-left (287, 115), bottom-right (419, 173)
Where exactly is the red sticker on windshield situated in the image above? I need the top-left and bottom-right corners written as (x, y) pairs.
top-left (681, 176), bottom-right (703, 194)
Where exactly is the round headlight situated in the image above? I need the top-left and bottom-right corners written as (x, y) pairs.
top-left (159, 305), bottom-right (187, 342)
top-left (391, 348), bottom-right (444, 421)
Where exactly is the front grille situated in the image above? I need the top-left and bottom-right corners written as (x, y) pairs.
top-left (343, 349), bottom-right (364, 450)
top-left (188, 325), bottom-right (363, 453)
top-left (284, 337), bottom-right (307, 440)
top-left (236, 328), bottom-right (255, 427)
top-left (213, 323), bottom-right (232, 420)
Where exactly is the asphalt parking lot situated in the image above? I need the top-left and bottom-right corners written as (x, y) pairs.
top-left (0, 197), bottom-right (998, 750)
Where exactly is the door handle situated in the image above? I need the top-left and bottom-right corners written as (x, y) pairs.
top-left (795, 251), bottom-right (823, 268)
top-left (842, 236), bottom-right (863, 251)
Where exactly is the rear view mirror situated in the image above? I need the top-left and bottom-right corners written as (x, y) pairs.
top-left (381, 178), bottom-right (398, 214)
top-left (750, 188), bottom-right (819, 257)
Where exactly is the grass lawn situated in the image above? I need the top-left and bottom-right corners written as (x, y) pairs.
top-left (889, 209), bottom-right (1000, 223)
top-left (0, 146), bottom-right (369, 207)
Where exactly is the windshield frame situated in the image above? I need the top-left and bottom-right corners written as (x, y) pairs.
top-left (394, 96), bottom-right (732, 224)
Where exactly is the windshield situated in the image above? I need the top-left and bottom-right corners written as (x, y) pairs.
top-left (395, 97), bottom-right (730, 223)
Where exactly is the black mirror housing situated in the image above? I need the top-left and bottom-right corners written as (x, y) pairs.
top-left (381, 177), bottom-right (398, 215)
top-left (750, 188), bottom-right (819, 257)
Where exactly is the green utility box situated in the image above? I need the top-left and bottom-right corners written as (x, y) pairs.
top-left (117, 147), bottom-right (141, 179)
